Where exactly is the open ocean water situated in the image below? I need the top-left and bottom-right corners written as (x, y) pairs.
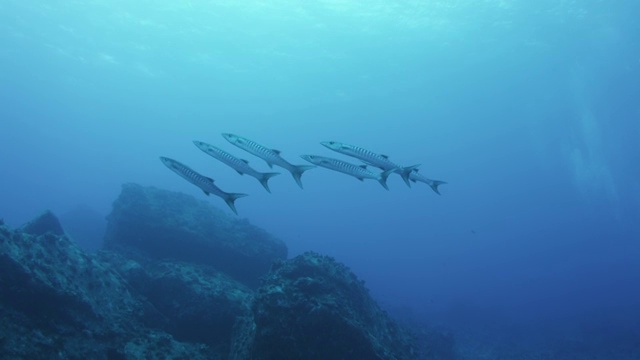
top-left (1, 1), bottom-right (639, 358)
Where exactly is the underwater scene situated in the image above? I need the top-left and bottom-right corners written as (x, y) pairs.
top-left (1, 1), bottom-right (639, 359)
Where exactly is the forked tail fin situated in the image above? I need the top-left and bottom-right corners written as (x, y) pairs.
top-left (399, 164), bottom-right (420, 187)
top-left (224, 193), bottom-right (249, 215)
top-left (378, 169), bottom-right (395, 190)
top-left (290, 165), bottom-right (315, 189)
top-left (426, 180), bottom-right (447, 195)
top-left (257, 172), bottom-right (280, 193)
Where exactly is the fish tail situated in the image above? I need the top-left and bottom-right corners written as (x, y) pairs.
top-left (400, 164), bottom-right (420, 187)
top-left (224, 193), bottom-right (248, 215)
top-left (426, 180), bottom-right (447, 195)
top-left (290, 165), bottom-right (315, 189)
top-left (258, 172), bottom-right (280, 193)
top-left (378, 169), bottom-right (395, 190)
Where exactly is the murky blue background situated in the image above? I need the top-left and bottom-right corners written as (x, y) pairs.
top-left (2, 1), bottom-right (639, 356)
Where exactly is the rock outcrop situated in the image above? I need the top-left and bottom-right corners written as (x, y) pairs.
top-left (0, 212), bottom-right (144, 358)
top-left (103, 183), bottom-right (287, 288)
top-left (1, 186), bottom-right (423, 359)
top-left (0, 212), bottom-right (243, 359)
top-left (98, 251), bottom-right (253, 354)
top-left (234, 252), bottom-right (419, 360)
top-left (19, 209), bottom-right (65, 236)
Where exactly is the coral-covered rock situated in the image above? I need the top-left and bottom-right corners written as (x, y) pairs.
top-left (1, 204), bottom-right (422, 359)
top-left (0, 219), bottom-right (142, 333)
top-left (0, 216), bottom-right (221, 359)
top-left (99, 251), bottom-right (253, 355)
top-left (241, 251), bottom-right (419, 360)
top-left (121, 330), bottom-right (215, 360)
top-left (0, 217), bottom-right (140, 358)
top-left (103, 183), bottom-right (287, 287)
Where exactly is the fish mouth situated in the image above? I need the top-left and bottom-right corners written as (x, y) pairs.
top-left (300, 155), bottom-right (315, 163)
top-left (159, 156), bottom-right (174, 166)
top-left (320, 141), bottom-right (342, 150)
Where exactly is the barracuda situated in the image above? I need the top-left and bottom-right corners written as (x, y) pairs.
top-left (222, 133), bottom-right (315, 189)
top-left (301, 155), bottom-right (394, 190)
top-left (193, 140), bottom-right (280, 193)
top-left (409, 169), bottom-right (447, 195)
top-left (320, 141), bottom-right (418, 187)
top-left (160, 156), bottom-right (247, 215)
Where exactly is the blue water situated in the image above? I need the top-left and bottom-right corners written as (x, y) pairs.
top-left (1, 1), bottom-right (639, 357)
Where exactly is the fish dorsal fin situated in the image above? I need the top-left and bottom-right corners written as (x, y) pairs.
top-left (359, 165), bottom-right (367, 169)
top-left (272, 149), bottom-right (281, 155)
top-left (241, 159), bottom-right (249, 164)
top-left (205, 176), bottom-right (215, 183)
top-left (381, 154), bottom-right (389, 159)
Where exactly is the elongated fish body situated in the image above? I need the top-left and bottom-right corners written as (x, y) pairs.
top-left (159, 156), bottom-right (248, 214)
top-left (301, 155), bottom-right (394, 190)
top-left (222, 133), bottom-right (314, 189)
top-left (320, 141), bottom-right (418, 187)
top-left (193, 141), bottom-right (280, 193)
top-left (409, 169), bottom-right (447, 195)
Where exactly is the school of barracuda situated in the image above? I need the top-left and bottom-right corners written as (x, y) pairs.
top-left (161, 133), bottom-right (446, 214)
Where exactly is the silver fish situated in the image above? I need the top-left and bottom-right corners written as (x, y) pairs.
top-left (409, 169), bottom-right (447, 195)
top-left (301, 155), bottom-right (394, 190)
top-left (193, 141), bottom-right (280, 193)
top-left (222, 133), bottom-right (314, 189)
top-left (160, 156), bottom-right (247, 215)
top-left (320, 141), bottom-right (418, 187)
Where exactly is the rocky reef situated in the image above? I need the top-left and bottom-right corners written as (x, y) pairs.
top-left (0, 184), bottom-right (421, 359)
top-left (0, 210), bottom-right (221, 359)
top-left (244, 252), bottom-right (419, 359)
top-left (103, 183), bottom-right (287, 288)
